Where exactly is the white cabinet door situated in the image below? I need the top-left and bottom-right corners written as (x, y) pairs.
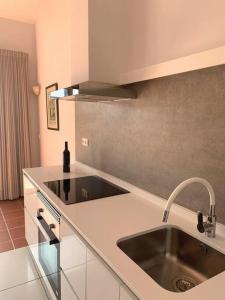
top-left (24, 209), bottom-right (38, 248)
top-left (120, 284), bottom-right (138, 300)
top-left (60, 218), bottom-right (86, 300)
top-left (23, 175), bottom-right (38, 218)
top-left (24, 175), bottom-right (39, 267)
top-left (40, 271), bottom-right (79, 300)
top-left (60, 271), bottom-right (79, 300)
top-left (86, 248), bottom-right (121, 300)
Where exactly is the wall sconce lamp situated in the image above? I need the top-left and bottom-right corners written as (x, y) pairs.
top-left (32, 85), bottom-right (41, 96)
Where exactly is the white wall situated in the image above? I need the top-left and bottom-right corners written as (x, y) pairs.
top-left (121, 0), bottom-right (225, 73)
top-left (86, 0), bottom-right (225, 84)
top-left (70, 0), bottom-right (89, 84)
top-left (36, 0), bottom-right (75, 166)
top-left (0, 0), bottom-right (39, 24)
top-left (0, 17), bottom-right (40, 166)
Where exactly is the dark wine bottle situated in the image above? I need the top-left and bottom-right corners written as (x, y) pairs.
top-left (63, 141), bottom-right (70, 173)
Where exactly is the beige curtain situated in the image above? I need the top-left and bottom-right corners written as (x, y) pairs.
top-left (0, 49), bottom-right (31, 200)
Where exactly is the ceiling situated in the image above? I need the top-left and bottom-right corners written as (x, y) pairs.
top-left (0, 0), bottom-right (40, 24)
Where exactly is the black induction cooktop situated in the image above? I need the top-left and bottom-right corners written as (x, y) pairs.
top-left (44, 175), bottom-right (129, 205)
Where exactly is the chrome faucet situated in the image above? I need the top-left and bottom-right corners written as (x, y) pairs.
top-left (162, 177), bottom-right (216, 238)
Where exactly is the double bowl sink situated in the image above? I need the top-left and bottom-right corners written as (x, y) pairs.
top-left (117, 226), bottom-right (225, 293)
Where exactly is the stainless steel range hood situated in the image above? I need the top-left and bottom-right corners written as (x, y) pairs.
top-left (50, 81), bottom-right (137, 103)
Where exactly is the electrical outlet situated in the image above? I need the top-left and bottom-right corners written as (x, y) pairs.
top-left (82, 137), bottom-right (89, 147)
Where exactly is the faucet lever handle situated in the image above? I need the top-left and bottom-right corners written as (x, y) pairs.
top-left (197, 211), bottom-right (205, 233)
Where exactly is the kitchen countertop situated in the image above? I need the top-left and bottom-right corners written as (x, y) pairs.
top-left (23, 162), bottom-right (225, 300)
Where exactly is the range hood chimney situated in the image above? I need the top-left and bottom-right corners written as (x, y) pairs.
top-left (50, 81), bottom-right (137, 103)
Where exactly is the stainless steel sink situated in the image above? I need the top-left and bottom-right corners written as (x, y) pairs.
top-left (117, 226), bottom-right (225, 292)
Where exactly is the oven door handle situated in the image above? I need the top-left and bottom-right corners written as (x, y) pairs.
top-left (36, 216), bottom-right (59, 245)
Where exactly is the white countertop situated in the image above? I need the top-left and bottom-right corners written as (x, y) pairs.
top-left (23, 162), bottom-right (225, 300)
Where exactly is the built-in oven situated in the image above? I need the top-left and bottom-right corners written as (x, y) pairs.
top-left (36, 192), bottom-right (61, 299)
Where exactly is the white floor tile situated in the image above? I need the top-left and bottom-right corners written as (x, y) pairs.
top-left (0, 247), bottom-right (39, 291)
top-left (0, 280), bottom-right (48, 300)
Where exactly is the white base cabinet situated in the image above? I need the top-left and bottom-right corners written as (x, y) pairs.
top-left (86, 248), bottom-right (121, 300)
top-left (60, 218), bottom-right (86, 300)
top-left (24, 175), bottom-right (138, 300)
top-left (60, 217), bottom-right (139, 300)
top-left (40, 271), bottom-right (79, 300)
top-left (23, 175), bottom-right (38, 218)
top-left (24, 174), bottom-right (39, 268)
top-left (120, 285), bottom-right (138, 300)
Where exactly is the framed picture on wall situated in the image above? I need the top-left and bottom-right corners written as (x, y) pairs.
top-left (46, 83), bottom-right (59, 130)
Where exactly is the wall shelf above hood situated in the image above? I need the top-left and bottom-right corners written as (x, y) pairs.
top-left (50, 82), bottom-right (137, 103)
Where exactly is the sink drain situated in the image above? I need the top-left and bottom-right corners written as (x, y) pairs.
top-left (173, 276), bottom-right (197, 292)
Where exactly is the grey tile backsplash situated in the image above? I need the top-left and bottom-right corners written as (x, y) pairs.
top-left (75, 65), bottom-right (225, 224)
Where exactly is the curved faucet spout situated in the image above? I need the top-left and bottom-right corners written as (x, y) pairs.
top-left (162, 177), bottom-right (216, 237)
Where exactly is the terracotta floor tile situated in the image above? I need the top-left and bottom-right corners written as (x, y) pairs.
top-left (9, 226), bottom-right (25, 239)
top-left (0, 198), bottom-right (27, 253)
top-left (0, 230), bottom-right (11, 243)
top-left (6, 216), bottom-right (25, 229)
top-left (18, 198), bottom-right (24, 208)
top-left (13, 237), bottom-right (28, 249)
top-left (0, 200), bottom-right (18, 206)
top-left (0, 240), bottom-right (14, 253)
top-left (0, 215), bottom-right (4, 223)
top-left (0, 222), bottom-right (6, 231)
top-left (3, 209), bottom-right (24, 220)
top-left (0, 201), bottom-right (22, 212)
